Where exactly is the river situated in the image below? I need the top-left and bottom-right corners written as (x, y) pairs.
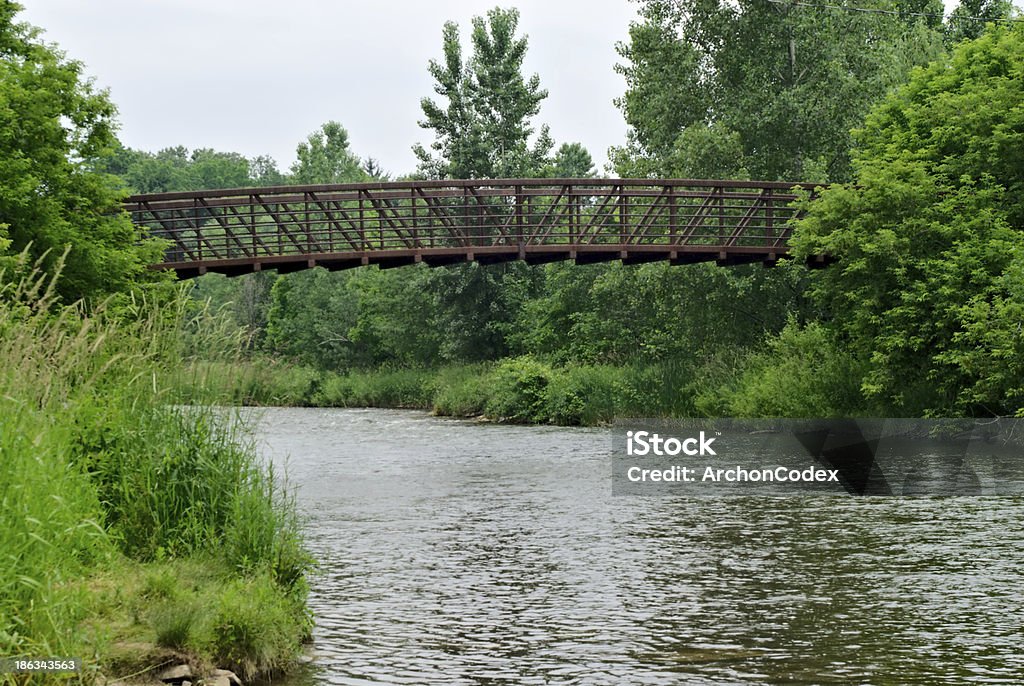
top-left (253, 407), bottom-right (1023, 685)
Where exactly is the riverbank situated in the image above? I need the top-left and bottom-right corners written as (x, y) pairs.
top-left (174, 318), bottom-right (863, 424)
top-left (172, 355), bottom-right (714, 425)
top-left (0, 270), bottom-right (312, 685)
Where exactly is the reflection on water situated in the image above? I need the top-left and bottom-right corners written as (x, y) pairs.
top-left (252, 407), bottom-right (1024, 685)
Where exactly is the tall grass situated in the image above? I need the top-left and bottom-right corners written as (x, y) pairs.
top-left (0, 256), bottom-right (310, 681)
top-left (174, 353), bottom-right (719, 425)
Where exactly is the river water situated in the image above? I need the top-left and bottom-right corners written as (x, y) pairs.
top-left (253, 407), bottom-right (1024, 685)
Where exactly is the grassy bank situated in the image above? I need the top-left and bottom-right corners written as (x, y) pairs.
top-left (172, 355), bottom-right (719, 425)
top-left (174, 315), bottom-right (868, 423)
top-left (0, 266), bottom-right (311, 684)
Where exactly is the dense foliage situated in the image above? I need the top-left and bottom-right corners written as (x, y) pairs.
top-left (0, 264), bottom-right (311, 680)
top-left (10, 0), bottom-right (1023, 681)
top-left (0, 2), bottom-right (167, 302)
top-left (155, 3), bottom-right (1022, 422)
top-left (611, 0), bottom-right (945, 182)
top-left (793, 22), bottom-right (1024, 416)
top-left (0, 4), bottom-right (310, 679)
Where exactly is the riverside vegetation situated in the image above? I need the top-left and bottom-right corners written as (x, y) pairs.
top-left (0, 258), bottom-right (312, 684)
top-left (2, 2), bottom-right (1023, 681)
top-left (1, 3), bottom-right (311, 683)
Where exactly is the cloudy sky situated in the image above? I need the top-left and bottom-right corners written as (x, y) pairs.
top-left (18, 0), bottom-right (1008, 177)
top-left (19, 0), bottom-right (640, 176)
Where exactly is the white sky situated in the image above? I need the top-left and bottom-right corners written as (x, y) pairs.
top-left (18, 0), bottom-right (1007, 177)
top-left (19, 0), bottom-right (640, 176)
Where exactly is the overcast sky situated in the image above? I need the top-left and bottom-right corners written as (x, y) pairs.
top-left (18, 0), bottom-right (1007, 177)
top-left (19, 0), bottom-right (640, 176)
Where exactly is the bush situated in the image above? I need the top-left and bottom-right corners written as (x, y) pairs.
top-left (431, 364), bottom-right (492, 417)
top-left (0, 265), bottom-right (310, 672)
top-left (485, 357), bottom-right (556, 423)
top-left (545, 366), bottom-right (622, 425)
top-left (208, 574), bottom-right (308, 680)
top-left (151, 600), bottom-right (201, 650)
top-left (721, 320), bottom-right (867, 417)
top-left (621, 360), bottom-right (699, 417)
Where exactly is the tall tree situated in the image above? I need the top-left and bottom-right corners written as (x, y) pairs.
top-left (547, 143), bottom-right (596, 178)
top-left (0, 2), bottom-right (165, 301)
top-left (264, 122), bottom-right (379, 366)
top-left (411, 7), bottom-right (555, 361)
top-left (291, 121), bottom-right (366, 184)
top-left (414, 7), bottom-right (552, 179)
top-left (613, 0), bottom-right (945, 182)
top-left (945, 0), bottom-right (1015, 44)
top-left (793, 23), bottom-right (1024, 416)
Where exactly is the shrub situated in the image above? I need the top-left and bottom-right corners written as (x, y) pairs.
top-left (151, 600), bottom-right (201, 650)
top-left (207, 574), bottom-right (308, 680)
top-left (485, 357), bottom-right (555, 423)
top-left (431, 364), bottom-right (492, 417)
top-left (545, 366), bottom-right (622, 425)
top-left (722, 320), bottom-right (867, 417)
top-left (0, 264), bottom-right (310, 670)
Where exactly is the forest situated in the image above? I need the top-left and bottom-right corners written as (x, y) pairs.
top-left (1, 0), bottom-right (1022, 681)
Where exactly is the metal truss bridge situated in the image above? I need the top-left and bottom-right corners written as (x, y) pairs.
top-left (125, 178), bottom-right (826, 279)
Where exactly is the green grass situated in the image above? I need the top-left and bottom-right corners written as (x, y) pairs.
top-left (175, 353), bottom-right (725, 426)
top-left (0, 264), bottom-right (312, 684)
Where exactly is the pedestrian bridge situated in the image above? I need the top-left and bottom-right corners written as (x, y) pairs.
top-left (124, 178), bottom-right (827, 279)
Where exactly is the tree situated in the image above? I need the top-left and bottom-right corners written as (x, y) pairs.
top-left (613, 0), bottom-right (945, 182)
top-left (0, 2), bottom-right (166, 301)
top-left (250, 154), bottom-right (287, 187)
top-left (944, 0), bottom-right (1015, 44)
top-left (265, 122), bottom-right (383, 368)
top-left (102, 144), bottom-right (279, 194)
top-left (414, 7), bottom-right (552, 179)
top-left (547, 143), bottom-right (596, 178)
top-left (510, 260), bottom-right (804, 365)
top-left (409, 7), bottom-right (557, 362)
top-left (590, 0), bottom-right (949, 407)
top-left (793, 23), bottom-right (1024, 416)
top-left (264, 268), bottom-right (361, 368)
top-left (361, 157), bottom-right (390, 181)
top-left (291, 121), bottom-right (366, 184)
top-left (102, 142), bottom-right (288, 343)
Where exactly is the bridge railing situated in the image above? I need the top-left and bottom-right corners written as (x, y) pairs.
top-left (125, 179), bottom-right (818, 274)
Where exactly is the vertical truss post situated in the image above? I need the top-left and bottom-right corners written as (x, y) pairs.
top-left (359, 192), bottom-right (366, 250)
top-left (304, 192), bottom-right (311, 255)
top-left (568, 183), bottom-right (575, 244)
top-left (272, 198), bottom-right (282, 256)
top-left (717, 186), bottom-right (724, 243)
top-left (192, 198), bottom-right (201, 261)
top-left (249, 194), bottom-right (257, 257)
top-left (614, 186), bottom-right (622, 243)
top-left (668, 185), bottom-right (676, 243)
top-left (515, 185), bottom-right (524, 250)
top-left (475, 186), bottom-right (483, 246)
top-left (411, 188), bottom-right (418, 248)
top-left (526, 194), bottom-right (533, 245)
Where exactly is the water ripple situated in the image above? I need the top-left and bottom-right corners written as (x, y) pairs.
top-left (253, 408), bottom-right (1024, 685)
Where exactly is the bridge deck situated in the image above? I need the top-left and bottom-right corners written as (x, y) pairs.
top-left (125, 178), bottom-right (823, 279)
